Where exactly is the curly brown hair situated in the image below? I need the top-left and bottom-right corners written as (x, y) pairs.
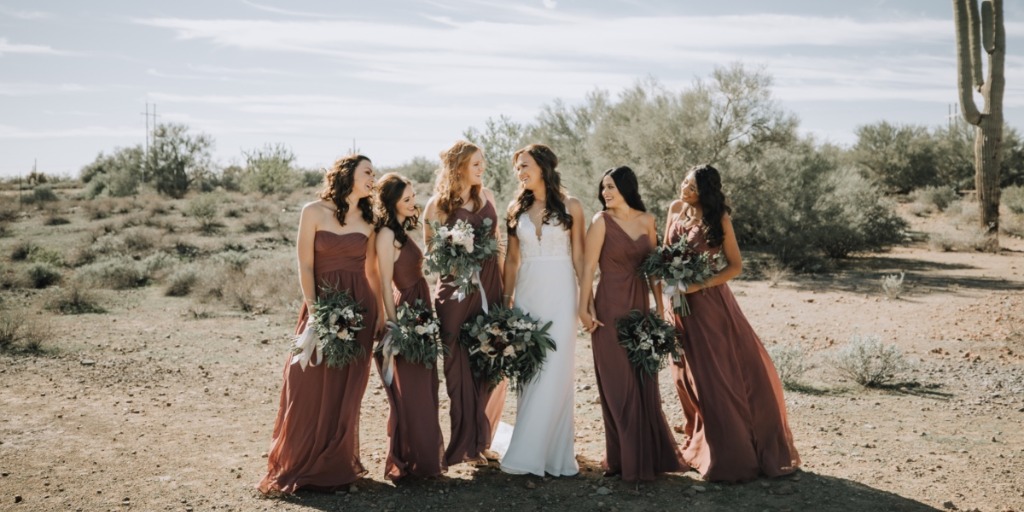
top-left (319, 154), bottom-right (374, 226)
top-left (373, 172), bottom-right (420, 246)
top-left (434, 140), bottom-right (483, 216)
top-left (506, 144), bottom-right (572, 236)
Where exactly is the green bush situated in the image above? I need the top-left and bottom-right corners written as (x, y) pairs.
top-left (1004, 185), bottom-right (1024, 214)
top-left (30, 185), bottom-right (59, 203)
top-left (187, 193), bottom-right (221, 233)
top-left (77, 257), bottom-right (149, 289)
top-left (46, 285), bottom-right (106, 314)
top-left (166, 266), bottom-right (198, 297)
top-left (243, 144), bottom-right (298, 195)
top-left (27, 263), bottom-right (61, 288)
top-left (911, 185), bottom-right (958, 212)
top-left (830, 335), bottom-right (910, 388)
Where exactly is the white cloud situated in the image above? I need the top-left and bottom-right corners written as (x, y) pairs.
top-left (0, 82), bottom-right (101, 96)
top-left (0, 8), bottom-right (51, 20)
top-left (542, 0), bottom-right (557, 10)
top-left (0, 125), bottom-right (138, 139)
top-left (0, 38), bottom-right (71, 56)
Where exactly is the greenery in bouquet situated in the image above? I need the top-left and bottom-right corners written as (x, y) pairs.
top-left (615, 309), bottom-right (679, 383)
top-left (299, 284), bottom-right (366, 368)
top-left (639, 238), bottom-right (725, 316)
top-left (425, 217), bottom-right (500, 300)
top-left (460, 305), bottom-right (557, 393)
top-left (375, 299), bottom-right (445, 368)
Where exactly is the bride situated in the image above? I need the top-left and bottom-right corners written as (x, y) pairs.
top-left (499, 144), bottom-right (585, 477)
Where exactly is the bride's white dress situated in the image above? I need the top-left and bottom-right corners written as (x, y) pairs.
top-left (500, 214), bottom-right (579, 477)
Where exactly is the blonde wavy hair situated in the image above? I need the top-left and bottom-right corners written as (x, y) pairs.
top-left (434, 140), bottom-right (483, 215)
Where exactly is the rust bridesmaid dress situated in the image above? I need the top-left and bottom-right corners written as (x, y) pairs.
top-left (376, 240), bottom-right (446, 480)
top-left (434, 201), bottom-right (508, 466)
top-left (671, 221), bottom-right (801, 482)
top-left (257, 231), bottom-right (379, 494)
top-left (591, 211), bottom-right (682, 482)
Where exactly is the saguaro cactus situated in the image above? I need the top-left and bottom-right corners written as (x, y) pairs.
top-left (953, 0), bottom-right (1005, 248)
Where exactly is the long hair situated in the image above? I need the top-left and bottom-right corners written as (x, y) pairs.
top-left (319, 154), bottom-right (374, 226)
top-left (689, 164), bottom-right (732, 248)
top-left (506, 144), bottom-right (572, 236)
top-left (435, 140), bottom-right (483, 216)
top-left (597, 166), bottom-right (646, 212)
top-left (373, 172), bottom-right (420, 246)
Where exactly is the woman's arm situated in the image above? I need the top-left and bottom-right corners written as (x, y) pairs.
top-left (567, 198), bottom-right (586, 285)
top-left (503, 231), bottom-right (520, 308)
top-left (578, 212), bottom-right (605, 332)
top-left (364, 228), bottom-right (386, 333)
top-left (645, 213), bottom-right (665, 313)
top-left (296, 202), bottom-right (320, 314)
top-left (686, 214), bottom-right (743, 293)
top-left (423, 196), bottom-right (440, 251)
top-left (376, 228), bottom-right (398, 323)
top-left (483, 188), bottom-right (505, 275)
top-left (662, 200), bottom-right (683, 247)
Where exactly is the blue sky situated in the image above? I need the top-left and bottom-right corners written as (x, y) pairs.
top-left (1, 0), bottom-right (1022, 177)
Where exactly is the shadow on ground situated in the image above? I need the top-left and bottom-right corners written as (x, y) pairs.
top-left (784, 255), bottom-right (1024, 295)
top-left (254, 464), bottom-right (939, 511)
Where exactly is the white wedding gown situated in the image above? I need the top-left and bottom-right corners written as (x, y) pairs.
top-left (500, 214), bottom-right (579, 477)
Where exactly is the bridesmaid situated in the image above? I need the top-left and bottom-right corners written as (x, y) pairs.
top-left (423, 140), bottom-right (508, 466)
top-left (667, 164), bottom-right (800, 482)
top-left (258, 154), bottom-right (383, 494)
top-left (373, 173), bottom-right (446, 481)
top-left (578, 166), bottom-right (683, 483)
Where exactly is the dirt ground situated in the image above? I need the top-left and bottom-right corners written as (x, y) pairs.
top-left (2, 203), bottom-right (1023, 512)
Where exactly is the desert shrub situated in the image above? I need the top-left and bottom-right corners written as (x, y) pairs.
top-left (0, 203), bottom-right (19, 223)
top-left (830, 335), bottom-right (910, 388)
top-left (927, 227), bottom-right (991, 252)
top-left (880, 272), bottom-right (905, 300)
top-left (0, 310), bottom-right (45, 353)
top-left (166, 266), bottom-right (198, 297)
top-left (297, 168), bottom-right (324, 188)
top-left (214, 250), bottom-right (251, 273)
top-left (1004, 185), bottom-right (1024, 214)
top-left (243, 144), bottom-right (298, 195)
top-left (27, 263), bottom-right (61, 288)
top-left (169, 240), bottom-right (202, 260)
top-left (29, 185), bottom-right (59, 203)
top-left (122, 227), bottom-right (161, 253)
top-left (767, 342), bottom-right (814, 390)
top-left (1001, 214), bottom-right (1024, 238)
top-left (76, 257), bottom-right (149, 289)
top-left (911, 185), bottom-right (958, 212)
top-left (46, 285), bottom-right (106, 314)
top-left (187, 193), bottom-right (221, 233)
top-left (10, 241), bottom-right (64, 266)
top-left (44, 215), bottom-right (71, 226)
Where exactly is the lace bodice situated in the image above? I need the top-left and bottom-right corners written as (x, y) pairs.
top-left (517, 214), bottom-right (572, 261)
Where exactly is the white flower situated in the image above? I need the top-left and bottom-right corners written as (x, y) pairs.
top-left (414, 325), bottom-right (427, 335)
top-left (503, 345), bottom-right (516, 357)
top-left (338, 328), bottom-right (350, 340)
top-left (329, 312), bottom-right (340, 326)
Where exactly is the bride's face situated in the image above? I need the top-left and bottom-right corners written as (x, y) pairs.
top-left (515, 152), bottom-right (543, 192)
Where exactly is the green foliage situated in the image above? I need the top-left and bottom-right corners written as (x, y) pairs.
top-left (0, 310), bottom-right (45, 353)
top-left (379, 156), bottom-right (437, 185)
top-left (27, 263), bottom-right (61, 288)
top-left (147, 123), bottom-right (214, 198)
top-left (187, 193), bottom-right (222, 233)
top-left (852, 122), bottom-right (938, 193)
top-left (166, 266), bottom-right (198, 297)
top-left (296, 168), bottom-right (324, 188)
top-left (46, 285), bottom-right (106, 314)
top-left (910, 185), bottom-right (959, 212)
top-left (464, 115), bottom-right (527, 209)
top-left (243, 143), bottom-right (297, 195)
top-left (1003, 185), bottom-right (1024, 214)
top-left (80, 145), bottom-right (146, 198)
top-left (30, 185), bottom-right (59, 203)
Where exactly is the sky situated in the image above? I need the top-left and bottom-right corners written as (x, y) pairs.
top-left (1, 0), bottom-right (1023, 178)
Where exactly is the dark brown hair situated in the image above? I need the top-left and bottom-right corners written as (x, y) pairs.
top-left (319, 154), bottom-right (374, 226)
top-left (506, 144), bottom-right (572, 235)
top-left (373, 172), bottom-right (420, 246)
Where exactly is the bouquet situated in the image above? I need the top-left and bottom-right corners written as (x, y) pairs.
top-left (425, 218), bottom-right (500, 309)
top-left (375, 299), bottom-right (445, 385)
top-left (615, 309), bottom-right (679, 383)
top-left (460, 305), bottom-right (557, 393)
top-left (639, 238), bottom-right (726, 317)
top-left (291, 285), bottom-right (366, 370)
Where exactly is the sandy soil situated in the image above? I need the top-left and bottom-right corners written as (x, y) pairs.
top-left (1, 206), bottom-right (1023, 512)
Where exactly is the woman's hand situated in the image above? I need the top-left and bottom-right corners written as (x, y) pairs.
top-left (579, 301), bottom-right (604, 333)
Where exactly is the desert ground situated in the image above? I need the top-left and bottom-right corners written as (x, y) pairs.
top-left (1, 191), bottom-right (1023, 511)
